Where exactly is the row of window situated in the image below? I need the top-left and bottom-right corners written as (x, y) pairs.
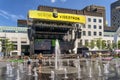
top-left (81, 40), bottom-right (114, 44)
top-left (82, 31), bottom-right (102, 36)
top-left (104, 35), bottom-right (120, 37)
top-left (12, 41), bottom-right (27, 43)
top-left (88, 18), bottom-right (102, 23)
top-left (1, 30), bottom-right (27, 33)
top-left (83, 25), bottom-right (102, 29)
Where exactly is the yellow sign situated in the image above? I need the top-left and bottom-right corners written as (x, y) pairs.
top-left (28, 10), bottom-right (86, 24)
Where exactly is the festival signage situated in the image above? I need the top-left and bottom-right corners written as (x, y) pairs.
top-left (28, 10), bottom-right (86, 24)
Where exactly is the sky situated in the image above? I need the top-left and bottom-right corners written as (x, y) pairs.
top-left (0, 0), bottom-right (117, 26)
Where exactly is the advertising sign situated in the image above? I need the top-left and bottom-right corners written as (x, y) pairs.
top-left (28, 10), bottom-right (86, 24)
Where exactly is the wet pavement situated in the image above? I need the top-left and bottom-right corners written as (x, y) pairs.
top-left (0, 58), bottom-right (120, 80)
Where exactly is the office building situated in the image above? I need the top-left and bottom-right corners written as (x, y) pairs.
top-left (111, 0), bottom-right (120, 27)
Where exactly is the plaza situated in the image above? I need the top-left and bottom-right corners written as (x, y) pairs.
top-left (1, 0), bottom-right (120, 80)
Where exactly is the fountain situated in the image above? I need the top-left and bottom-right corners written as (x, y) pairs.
top-left (115, 58), bottom-right (119, 68)
top-left (74, 59), bottom-right (78, 67)
top-left (16, 69), bottom-right (20, 80)
top-left (89, 66), bottom-right (92, 78)
top-left (63, 68), bottom-right (68, 79)
top-left (11, 62), bottom-right (14, 68)
top-left (33, 67), bottom-right (38, 77)
top-left (34, 77), bottom-right (38, 80)
top-left (28, 64), bottom-right (32, 75)
top-left (95, 60), bottom-right (99, 68)
top-left (98, 65), bottom-right (102, 76)
top-left (38, 39), bottom-right (78, 79)
top-left (49, 58), bottom-right (52, 66)
top-left (77, 64), bottom-right (81, 79)
top-left (6, 64), bottom-right (10, 75)
top-left (2, 40), bottom-right (120, 80)
top-left (104, 64), bottom-right (109, 74)
top-left (19, 63), bottom-right (24, 73)
top-left (8, 65), bottom-right (14, 77)
top-left (3, 57), bottom-right (120, 80)
top-left (43, 58), bottom-right (46, 66)
top-left (86, 59), bottom-right (89, 67)
top-left (115, 58), bottom-right (120, 74)
top-left (23, 60), bottom-right (27, 69)
top-left (55, 39), bottom-right (62, 70)
top-left (50, 71), bottom-right (55, 80)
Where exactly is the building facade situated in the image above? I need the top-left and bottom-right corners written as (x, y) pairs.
top-left (81, 16), bottom-right (103, 46)
top-left (1, 5), bottom-right (120, 55)
top-left (36, 5), bottom-right (105, 49)
top-left (111, 0), bottom-right (120, 27)
top-left (0, 26), bottom-right (29, 56)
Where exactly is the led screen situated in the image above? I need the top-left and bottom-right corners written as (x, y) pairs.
top-left (34, 39), bottom-right (51, 50)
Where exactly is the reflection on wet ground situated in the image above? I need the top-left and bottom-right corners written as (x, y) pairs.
top-left (0, 58), bottom-right (120, 80)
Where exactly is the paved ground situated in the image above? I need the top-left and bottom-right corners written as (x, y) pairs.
top-left (0, 58), bottom-right (120, 80)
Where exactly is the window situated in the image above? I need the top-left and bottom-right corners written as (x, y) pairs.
top-left (99, 19), bottom-right (102, 23)
top-left (18, 31), bottom-right (27, 33)
top-left (13, 45), bottom-right (17, 50)
top-left (99, 26), bottom-right (102, 29)
top-left (93, 19), bottom-right (96, 22)
top-left (88, 31), bottom-right (91, 36)
top-left (21, 41), bottom-right (27, 43)
top-left (83, 31), bottom-right (86, 36)
top-left (83, 25), bottom-right (86, 28)
top-left (94, 32), bottom-right (97, 36)
top-left (88, 25), bottom-right (91, 28)
top-left (99, 32), bottom-right (102, 36)
top-left (12, 41), bottom-right (17, 43)
top-left (3, 30), bottom-right (16, 33)
top-left (88, 18), bottom-right (91, 22)
top-left (94, 25), bottom-right (97, 29)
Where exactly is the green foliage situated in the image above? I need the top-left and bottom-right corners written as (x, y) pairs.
top-left (118, 40), bottom-right (120, 49)
top-left (85, 41), bottom-right (89, 47)
top-left (9, 59), bottom-right (24, 63)
top-left (89, 40), bottom-right (95, 49)
top-left (96, 38), bottom-right (102, 49)
top-left (0, 38), bottom-right (14, 56)
top-left (102, 40), bottom-right (106, 49)
top-left (112, 42), bottom-right (116, 49)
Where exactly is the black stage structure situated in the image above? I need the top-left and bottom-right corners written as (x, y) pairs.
top-left (27, 6), bottom-right (85, 55)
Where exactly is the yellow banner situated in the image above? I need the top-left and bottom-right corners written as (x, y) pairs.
top-left (28, 10), bottom-right (86, 24)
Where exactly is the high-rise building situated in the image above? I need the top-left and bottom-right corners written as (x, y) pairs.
top-left (111, 0), bottom-right (120, 27)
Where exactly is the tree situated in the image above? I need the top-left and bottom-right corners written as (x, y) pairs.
top-left (0, 38), bottom-right (14, 56)
top-left (106, 41), bottom-right (113, 50)
top-left (89, 40), bottom-right (95, 49)
top-left (85, 40), bottom-right (89, 47)
top-left (102, 40), bottom-right (106, 49)
top-left (112, 42), bottom-right (117, 49)
top-left (96, 38), bottom-right (102, 49)
top-left (118, 40), bottom-right (120, 49)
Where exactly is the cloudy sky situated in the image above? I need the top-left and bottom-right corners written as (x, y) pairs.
top-left (0, 0), bottom-right (117, 26)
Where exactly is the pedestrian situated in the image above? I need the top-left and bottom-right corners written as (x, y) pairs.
top-left (38, 53), bottom-right (43, 73)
